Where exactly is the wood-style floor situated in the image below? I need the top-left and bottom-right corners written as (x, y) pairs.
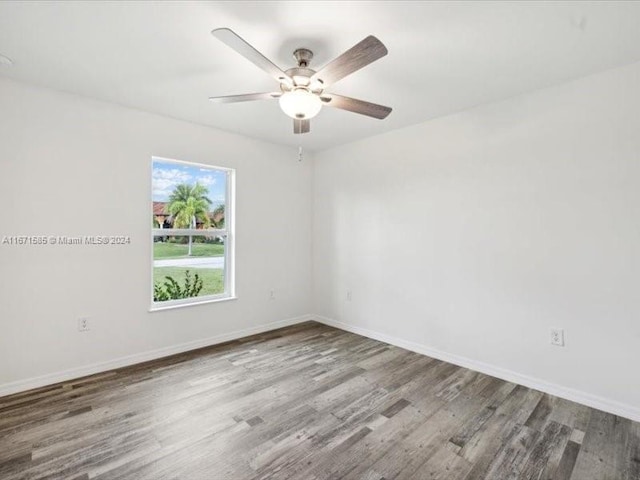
top-left (1, 322), bottom-right (638, 480)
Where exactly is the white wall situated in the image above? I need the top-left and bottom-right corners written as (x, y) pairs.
top-left (0, 78), bottom-right (312, 392)
top-left (312, 61), bottom-right (640, 417)
top-left (2, 59), bottom-right (639, 420)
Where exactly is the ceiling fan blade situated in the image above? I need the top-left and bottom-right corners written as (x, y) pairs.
top-left (293, 119), bottom-right (310, 134)
top-left (209, 92), bottom-right (281, 103)
top-left (321, 94), bottom-right (392, 119)
top-left (310, 36), bottom-right (387, 87)
top-left (212, 28), bottom-right (293, 85)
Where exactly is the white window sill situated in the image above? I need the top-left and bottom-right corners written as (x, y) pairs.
top-left (149, 295), bottom-right (237, 312)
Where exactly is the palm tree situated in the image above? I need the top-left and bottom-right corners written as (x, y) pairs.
top-left (212, 204), bottom-right (225, 228)
top-left (166, 183), bottom-right (212, 256)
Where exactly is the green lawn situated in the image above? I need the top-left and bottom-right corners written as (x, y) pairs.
top-left (153, 267), bottom-right (224, 298)
top-left (153, 242), bottom-right (224, 259)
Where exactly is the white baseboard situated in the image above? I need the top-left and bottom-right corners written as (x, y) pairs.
top-left (0, 314), bottom-right (312, 398)
top-left (5, 313), bottom-right (639, 423)
top-left (313, 315), bottom-right (640, 423)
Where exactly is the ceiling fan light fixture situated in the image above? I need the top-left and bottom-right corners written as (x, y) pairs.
top-left (279, 88), bottom-right (322, 120)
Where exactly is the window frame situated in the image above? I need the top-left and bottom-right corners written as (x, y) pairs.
top-left (150, 156), bottom-right (235, 311)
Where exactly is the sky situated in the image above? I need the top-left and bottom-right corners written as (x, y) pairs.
top-left (152, 159), bottom-right (226, 208)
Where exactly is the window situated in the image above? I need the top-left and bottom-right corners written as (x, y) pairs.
top-left (151, 157), bottom-right (234, 309)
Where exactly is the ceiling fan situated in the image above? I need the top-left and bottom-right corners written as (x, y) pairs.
top-left (209, 28), bottom-right (392, 134)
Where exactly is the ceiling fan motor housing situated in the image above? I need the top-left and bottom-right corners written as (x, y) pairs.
top-left (282, 67), bottom-right (318, 89)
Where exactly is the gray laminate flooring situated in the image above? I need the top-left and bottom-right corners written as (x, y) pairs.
top-left (1, 321), bottom-right (638, 479)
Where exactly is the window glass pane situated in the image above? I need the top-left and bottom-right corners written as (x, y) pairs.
top-left (153, 235), bottom-right (225, 302)
top-left (152, 159), bottom-right (226, 231)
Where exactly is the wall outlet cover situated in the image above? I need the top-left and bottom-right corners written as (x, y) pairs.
top-left (550, 328), bottom-right (564, 346)
top-left (78, 318), bottom-right (90, 332)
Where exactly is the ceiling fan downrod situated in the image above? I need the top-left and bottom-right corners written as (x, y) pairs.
top-left (293, 48), bottom-right (313, 68)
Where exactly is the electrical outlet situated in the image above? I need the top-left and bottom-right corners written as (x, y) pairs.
top-left (550, 328), bottom-right (564, 346)
top-left (346, 290), bottom-right (352, 301)
top-left (78, 317), bottom-right (90, 332)
top-left (269, 289), bottom-right (275, 300)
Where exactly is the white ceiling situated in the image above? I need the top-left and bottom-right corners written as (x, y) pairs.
top-left (1, 1), bottom-right (640, 151)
